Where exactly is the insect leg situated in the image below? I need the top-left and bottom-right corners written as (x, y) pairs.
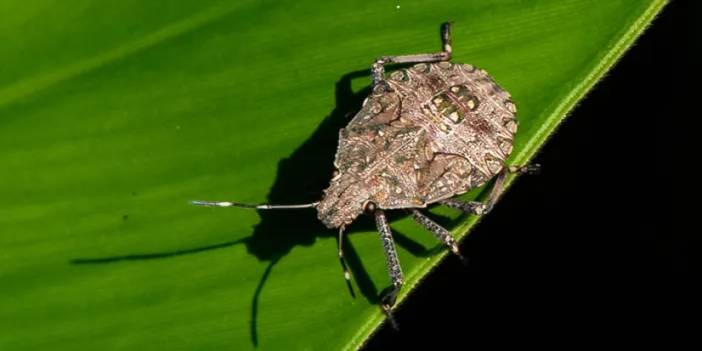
top-left (409, 209), bottom-right (464, 260)
top-left (374, 209), bottom-right (404, 312)
top-left (442, 163), bottom-right (541, 215)
top-left (441, 169), bottom-right (510, 215)
top-left (371, 22), bottom-right (453, 85)
top-left (482, 163), bottom-right (541, 212)
top-left (191, 200), bottom-right (318, 210)
top-left (440, 198), bottom-right (488, 215)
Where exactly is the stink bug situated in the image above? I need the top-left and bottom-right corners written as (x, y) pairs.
top-left (193, 22), bottom-right (538, 319)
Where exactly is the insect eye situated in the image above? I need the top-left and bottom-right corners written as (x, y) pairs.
top-left (364, 201), bottom-right (377, 213)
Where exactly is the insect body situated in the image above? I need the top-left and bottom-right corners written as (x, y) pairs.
top-left (316, 61), bottom-right (517, 229)
top-left (193, 22), bottom-right (536, 317)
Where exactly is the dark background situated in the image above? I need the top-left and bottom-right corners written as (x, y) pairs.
top-left (365, 1), bottom-right (692, 348)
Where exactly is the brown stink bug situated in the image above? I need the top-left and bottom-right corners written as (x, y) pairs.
top-left (193, 22), bottom-right (538, 318)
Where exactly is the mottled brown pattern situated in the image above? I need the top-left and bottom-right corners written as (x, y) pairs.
top-left (317, 62), bottom-right (517, 228)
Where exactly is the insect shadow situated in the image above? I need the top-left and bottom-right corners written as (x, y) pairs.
top-left (70, 69), bottom-right (442, 347)
top-left (243, 68), bottom-right (442, 345)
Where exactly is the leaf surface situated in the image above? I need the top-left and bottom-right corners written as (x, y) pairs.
top-left (0, 1), bottom-right (665, 350)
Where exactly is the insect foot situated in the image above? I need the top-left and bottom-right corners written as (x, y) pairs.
top-left (380, 286), bottom-right (401, 330)
top-left (509, 163), bottom-right (541, 175)
top-left (380, 286), bottom-right (400, 309)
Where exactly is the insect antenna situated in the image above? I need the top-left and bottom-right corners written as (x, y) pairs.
top-left (191, 200), bottom-right (319, 210)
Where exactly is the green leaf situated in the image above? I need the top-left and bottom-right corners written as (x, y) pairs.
top-left (0, 0), bottom-right (665, 350)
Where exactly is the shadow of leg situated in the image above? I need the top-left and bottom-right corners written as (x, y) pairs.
top-left (250, 257), bottom-right (279, 347)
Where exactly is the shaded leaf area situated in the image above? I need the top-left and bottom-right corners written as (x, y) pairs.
top-left (0, 0), bottom-right (664, 350)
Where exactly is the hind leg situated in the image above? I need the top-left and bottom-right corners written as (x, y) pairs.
top-left (442, 163), bottom-right (541, 214)
top-left (371, 22), bottom-right (453, 85)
